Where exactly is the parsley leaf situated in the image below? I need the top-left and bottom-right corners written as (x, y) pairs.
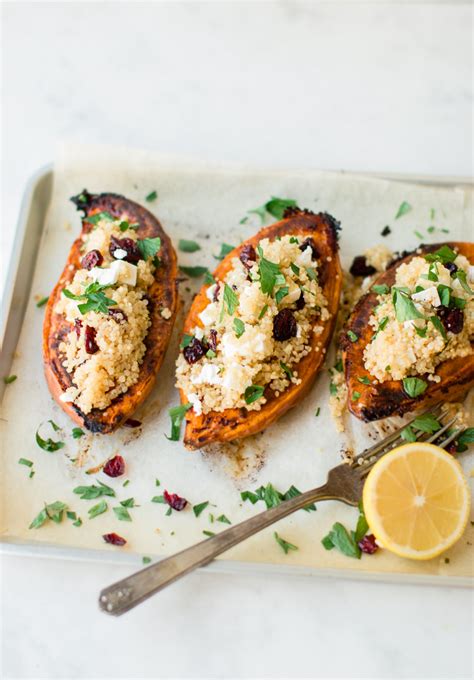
top-left (248, 197), bottom-right (298, 223)
top-left (113, 506), bottom-right (132, 522)
top-left (395, 201), bottom-right (412, 219)
top-left (233, 318), bottom-right (245, 338)
top-left (453, 270), bottom-right (474, 295)
top-left (347, 330), bottom-right (358, 342)
top-left (392, 287), bottom-right (425, 322)
top-left (321, 522), bottom-right (361, 558)
top-left (244, 385), bottom-right (264, 404)
top-left (274, 532), bottom-right (298, 554)
top-left (88, 500), bottom-right (108, 519)
top-left (429, 315), bottom-right (447, 340)
top-left (178, 239), bottom-right (201, 253)
top-left (280, 361), bottom-right (293, 379)
top-left (29, 501), bottom-right (68, 529)
top-left (275, 286), bottom-right (289, 305)
top-left (223, 283), bottom-right (238, 315)
top-left (35, 421), bottom-right (65, 452)
top-left (424, 245), bottom-right (457, 265)
top-left (179, 265), bottom-right (210, 278)
top-left (166, 403), bottom-right (192, 441)
top-left (137, 237), bottom-right (161, 260)
top-left (84, 211), bottom-right (114, 225)
top-left (193, 501), bottom-right (209, 517)
top-left (72, 427), bottom-right (84, 439)
top-left (217, 514), bottom-right (231, 525)
top-left (73, 481), bottom-right (115, 500)
top-left (3, 375), bottom-right (17, 384)
top-left (455, 428), bottom-right (474, 453)
top-left (372, 284), bottom-right (389, 295)
top-left (63, 282), bottom-right (117, 315)
top-left (145, 190), bottom-right (158, 202)
top-left (214, 243), bottom-right (235, 260)
top-left (36, 296), bottom-right (49, 308)
top-left (257, 245), bottom-right (285, 295)
top-left (18, 457), bottom-right (33, 467)
top-left (402, 377), bottom-right (428, 398)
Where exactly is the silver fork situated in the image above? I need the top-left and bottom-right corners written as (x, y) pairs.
top-left (99, 405), bottom-right (465, 616)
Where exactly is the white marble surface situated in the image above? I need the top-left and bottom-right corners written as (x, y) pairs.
top-left (1, 2), bottom-right (473, 679)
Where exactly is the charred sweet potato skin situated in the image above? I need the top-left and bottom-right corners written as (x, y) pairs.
top-left (179, 210), bottom-right (342, 448)
top-left (342, 242), bottom-right (474, 421)
top-left (43, 192), bottom-right (178, 433)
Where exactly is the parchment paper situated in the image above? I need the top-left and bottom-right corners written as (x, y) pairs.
top-left (1, 142), bottom-right (472, 579)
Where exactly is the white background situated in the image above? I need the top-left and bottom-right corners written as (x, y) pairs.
top-left (1, 1), bottom-right (473, 679)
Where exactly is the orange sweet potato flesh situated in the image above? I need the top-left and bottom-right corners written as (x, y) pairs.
top-left (43, 191), bottom-right (178, 433)
top-left (179, 209), bottom-right (342, 449)
top-left (342, 242), bottom-right (474, 421)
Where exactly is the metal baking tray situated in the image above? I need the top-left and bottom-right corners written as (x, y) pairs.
top-left (1, 162), bottom-right (472, 587)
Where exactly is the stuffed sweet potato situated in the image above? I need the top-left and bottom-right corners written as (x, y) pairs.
top-left (342, 242), bottom-right (474, 421)
top-left (43, 191), bottom-right (178, 433)
top-left (176, 209), bottom-right (342, 448)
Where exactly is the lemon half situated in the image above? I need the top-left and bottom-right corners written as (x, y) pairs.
top-left (363, 442), bottom-right (471, 560)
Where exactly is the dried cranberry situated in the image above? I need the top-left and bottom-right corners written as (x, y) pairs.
top-left (300, 237), bottom-right (319, 260)
top-left (349, 255), bottom-right (376, 278)
top-left (108, 308), bottom-right (128, 323)
top-left (103, 532), bottom-right (127, 546)
top-left (239, 244), bottom-right (257, 269)
top-left (208, 329), bottom-right (218, 352)
top-left (183, 337), bottom-right (207, 364)
top-left (74, 318), bottom-right (82, 338)
top-left (103, 455), bottom-right (125, 477)
top-left (212, 282), bottom-right (221, 302)
top-left (443, 261), bottom-right (458, 276)
top-left (124, 418), bottom-right (142, 428)
top-left (436, 306), bottom-right (464, 334)
top-left (295, 293), bottom-right (306, 310)
top-left (109, 236), bottom-right (141, 263)
top-left (273, 308), bottom-right (297, 341)
top-left (85, 325), bottom-right (99, 353)
top-left (163, 490), bottom-right (187, 511)
top-left (358, 534), bottom-right (379, 554)
top-left (81, 249), bottom-right (103, 270)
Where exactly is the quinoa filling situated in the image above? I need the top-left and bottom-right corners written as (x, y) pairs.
top-left (364, 246), bottom-right (474, 383)
top-left (176, 234), bottom-right (329, 415)
top-left (54, 216), bottom-right (160, 414)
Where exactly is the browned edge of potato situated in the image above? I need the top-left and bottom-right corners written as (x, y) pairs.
top-left (341, 242), bottom-right (474, 421)
top-left (179, 208), bottom-right (343, 449)
top-left (43, 191), bottom-right (179, 433)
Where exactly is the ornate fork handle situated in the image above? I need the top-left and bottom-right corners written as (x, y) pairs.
top-left (99, 483), bottom-right (340, 616)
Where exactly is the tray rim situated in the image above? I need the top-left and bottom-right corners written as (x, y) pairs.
top-left (1, 161), bottom-right (473, 588)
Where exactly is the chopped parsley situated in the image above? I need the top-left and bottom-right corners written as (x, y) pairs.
top-left (358, 376), bottom-right (371, 385)
top-left (244, 384), bottom-right (265, 404)
top-left (453, 270), bottom-right (474, 295)
top-left (137, 237), bottom-right (161, 260)
top-left (178, 239), bottom-right (201, 253)
top-left (222, 283), bottom-right (238, 315)
top-left (351, 391), bottom-right (361, 401)
top-left (113, 506), bottom-right (132, 522)
top-left (241, 483), bottom-right (316, 512)
top-left (429, 315), bottom-right (447, 341)
top-left (18, 457), bottom-right (33, 467)
top-left (321, 521), bottom-right (361, 558)
top-left (401, 412), bottom-right (441, 442)
top-left (62, 282), bottom-right (117, 315)
top-left (35, 421), bottom-right (65, 452)
top-left (214, 243), bottom-right (235, 260)
top-left (248, 196), bottom-right (297, 223)
top-left (179, 265), bottom-right (210, 278)
top-left (305, 266), bottom-right (317, 282)
top-left (275, 286), bottom-right (289, 305)
top-left (3, 375), bottom-right (17, 384)
top-left (372, 284), bottom-right (389, 295)
top-left (145, 190), bottom-right (158, 202)
top-left (402, 377), bottom-right (428, 398)
top-left (180, 334), bottom-right (194, 349)
top-left (204, 270), bottom-right (216, 285)
top-left (203, 530), bottom-right (215, 537)
top-left (193, 501), bottom-right (209, 517)
top-left (424, 245), bottom-right (457, 265)
top-left (258, 304), bottom-right (268, 319)
top-left (315, 407), bottom-right (321, 417)
top-left (73, 481), bottom-right (115, 500)
top-left (36, 296), bottom-right (49, 308)
top-left (84, 211), bottom-right (114, 225)
top-left (280, 361), bottom-right (293, 379)
top-left (233, 318), bottom-right (245, 338)
top-left (88, 500), bottom-right (108, 519)
top-left (290, 262), bottom-right (300, 276)
top-left (274, 532), bottom-right (298, 555)
top-left (395, 201), bottom-right (412, 219)
top-left (414, 230), bottom-right (424, 240)
top-left (72, 427), bottom-right (85, 439)
top-left (142, 556), bottom-right (152, 564)
top-left (347, 330), bottom-right (358, 342)
top-left (437, 284), bottom-right (451, 307)
top-left (257, 245), bottom-right (285, 295)
top-left (29, 501), bottom-right (68, 529)
top-left (217, 514), bottom-right (231, 525)
top-left (391, 287), bottom-right (425, 322)
top-left (166, 403), bottom-right (192, 441)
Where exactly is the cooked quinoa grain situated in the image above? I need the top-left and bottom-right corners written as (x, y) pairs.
top-left (55, 217), bottom-right (158, 413)
top-left (176, 235), bottom-right (328, 414)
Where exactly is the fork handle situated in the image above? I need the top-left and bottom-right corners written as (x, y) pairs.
top-left (99, 483), bottom-right (335, 615)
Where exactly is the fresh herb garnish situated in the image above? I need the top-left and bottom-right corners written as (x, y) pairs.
top-left (258, 304), bottom-right (268, 319)
top-left (203, 530), bottom-right (215, 537)
top-left (453, 270), bottom-right (474, 295)
top-left (414, 230), bottom-right (424, 240)
top-left (395, 201), bottom-right (412, 219)
top-left (315, 407), bottom-right (321, 417)
top-left (113, 506), bottom-right (132, 522)
top-left (401, 412), bottom-right (441, 442)
top-left (347, 330), bottom-right (358, 342)
top-left (206, 349), bottom-right (216, 359)
top-left (437, 284), bottom-right (451, 307)
top-left (118, 220), bottom-right (139, 231)
top-left (63, 282), bottom-right (117, 315)
top-left (137, 237), bottom-right (161, 260)
top-left (29, 501), bottom-right (68, 529)
top-left (233, 318), bottom-right (245, 338)
top-left (358, 376), bottom-right (371, 385)
top-left (180, 334), bottom-right (194, 349)
top-left (454, 428), bottom-right (474, 452)
top-left (280, 361), bottom-right (293, 379)
top-left (244, 385), bottom-right (265, 404)
top-left (429, 315), bottom-right (447, 340)
top-left (290, 262), bottom-right (300, 276)
top-left (142, 556), bottom-right (152, 564)
top-left (84, 211), bottom-right (114, 225)
top-left (18, 458), bottom-right (33, 467)
top-left (166, 403), bottom-right (192, 441)
top-left (213, 243), bottom-right (235, 260)
top-left (305, 266), bottom-right (317, 282)
top-left (73, 481), bottom-right (115, 500)
top-left (402, 377), bottom-right (428, 398)
top-left (372, 284), bottom-right (389, 295)
top-left (193, 501), bottom-right (209, 517)
top-left (72, 427), bottom-right (84, 439)
top-left (241, 483), bottom-right (316, 512)
top-left (179, 265), bottom-right (210, 278)
top-left (217, 514), bottom-right (231, 525)
top-left (321, 522), bottom-right (361, 558)
top-left (88, 500), bottom-right (108, 519)
top-left (329, 381), bottom-right (338, 396)
top-left (3, 375), bottom-right (17, 384)
top-left (424, 245), bottom-right (457, 265)
top-left (392, 287), bottom-right (425, 322)
top-left (257, 246), bottom-right (285, 295)
top-left (36, 296), bottom-right (49, 308)
top-left (204, 270), bottom-right (216, 285)
top-left (145, 190), bottom-right (158, 202)
top-left (351, 391), bottom-right (361, 401)
top-left (35, 421), bottom-right (65, 452)
top-left (249, 196), bottom-right (297, 223)
top-left (178, 239), bottom-right (201, 253)
top-left (223, 283), bottom-right (238, 315)
top-left (414, 326), bottom-right (427, 338)
top-left (274, 532), bottom-right (298, 555)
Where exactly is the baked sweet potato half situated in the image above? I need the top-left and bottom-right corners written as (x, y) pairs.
top-left (342, 242), bottom-right (474, 421)
top-left (177, 209), bottom-right (342, 448)
top-left (43, 191), bottom-right (178, 433)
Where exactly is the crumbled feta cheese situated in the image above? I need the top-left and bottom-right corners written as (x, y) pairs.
top-left (113, 248), bottom-right (128, 260)
top-left (161, 307), bottom-right (172, 320)
top-left (198, 303), bottom-right (218, 327)
top-left (295, 246), bottom-right (313, 267)
top-left (206, 284), bottom-right (218, 301)
top-left (468, 265), bottom-right (474, 283)
top-left (193, 326), bottom-right (204, 340)
top-left (59, 391), bottom-right (75, 402)
top-left (90, 260), bottom-right (137, 287)
top-left (284, 280), bottom-right (302, 304)
top-left (220, 327), bottom-right (271, 361)
top-left (191, 363), bottom-right (222, 386)
top-left (188, 392), bottom-right (203, 415)
top-left (411, 286), bottom-right (441, 307)
top-left (221, 362), bottom-right (253, 392)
